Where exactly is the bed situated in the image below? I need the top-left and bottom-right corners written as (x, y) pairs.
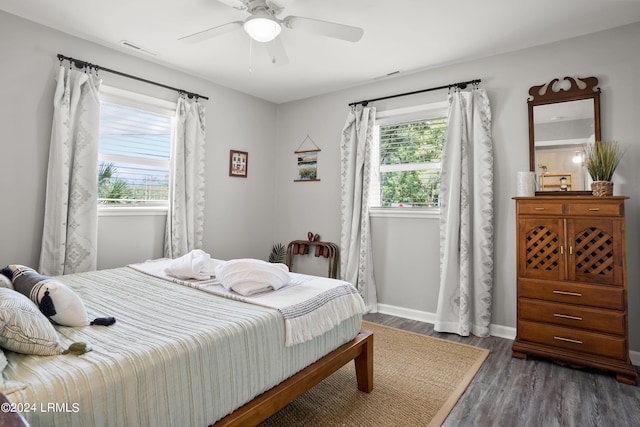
top-left (0, 265), bottom-right (373, 427)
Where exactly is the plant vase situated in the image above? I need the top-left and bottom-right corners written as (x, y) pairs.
top-left (591, 180), bottom-right (613, 197)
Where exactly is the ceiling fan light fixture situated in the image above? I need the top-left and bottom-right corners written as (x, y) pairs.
top-left (244, 13), bottom-right (281, 43)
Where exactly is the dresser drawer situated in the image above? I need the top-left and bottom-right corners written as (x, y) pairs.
top-left (567, 202), bottom-right (623, 217)
top-left (519, 298), bottom-right (625, 335)
top-left (519, 278), bottom-right (624, 310)
top-left (518, 320), bottom-right (626, 360)
top-left (517, 202), bottom-right (563, 215)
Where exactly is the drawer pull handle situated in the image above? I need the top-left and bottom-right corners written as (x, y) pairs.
top-left (554, 336), bottom-right (583, 344)
top-left (554, 313), bottom-right (583, 321)
top-left (535, 207), bottom-right (545, 211)
top-left (588, 208), bottom-right (600, 211)
top-left (553, 290), bottom-right (582, 297)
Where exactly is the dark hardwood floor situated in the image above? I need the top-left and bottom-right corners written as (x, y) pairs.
top-left (363, 313), bottom-right (640, 427)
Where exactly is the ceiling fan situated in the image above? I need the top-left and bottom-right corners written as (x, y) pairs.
top-left (179, 0), bottom-right (364, 65)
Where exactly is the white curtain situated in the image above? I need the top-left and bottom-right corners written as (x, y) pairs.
top-left (164, 96), bottom-right (206, 258)
top-left (39, 65), bottom-right (101, 276)
top-left (435, 87), bottom-right (494, 337)
top-left (339, 106), bottom-right (378, 312)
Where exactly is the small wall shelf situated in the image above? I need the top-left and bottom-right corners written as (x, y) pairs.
top-left (541, 173), bottom-right (572, 190)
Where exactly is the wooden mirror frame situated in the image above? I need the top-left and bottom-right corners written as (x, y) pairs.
top-left (528, 76), bottom-right (601, 195)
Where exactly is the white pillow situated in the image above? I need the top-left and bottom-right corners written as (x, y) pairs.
top-left (0, 274), bottom-right (12, 290)
top-left (215, 259), bottom-right (290, 293)
top-left (164, 250), bottom-right (221, 280)
top-left (0, 288), bottom-right (62, 356)
top-left (9, 265), bottom-right (88, 327)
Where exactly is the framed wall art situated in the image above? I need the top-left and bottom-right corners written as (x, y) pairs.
top-left (294, 134), bottom-right (321, 182)
top-left (229, 150), bottom-right (248, 177)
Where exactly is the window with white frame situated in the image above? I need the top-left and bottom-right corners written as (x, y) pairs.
top-left (370, 102), bottom-right (448, 209)
top-left (98, 87), bottom-right (175, 207)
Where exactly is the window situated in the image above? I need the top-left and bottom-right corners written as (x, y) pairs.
top-left (98, 87), bottom-right (175, 207)
top-left (370, 102), bottom-right (448, 209)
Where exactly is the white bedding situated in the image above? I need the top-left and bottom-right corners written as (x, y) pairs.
top-left (129, 258), bottom-right (366, 346)
top-left (1, 267), bottom-right (362, 427)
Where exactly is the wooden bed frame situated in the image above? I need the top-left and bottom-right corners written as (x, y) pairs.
top-left (213, 329), bottom-right (373, 426)
top-left (0, 332), bottom-right (372, 427)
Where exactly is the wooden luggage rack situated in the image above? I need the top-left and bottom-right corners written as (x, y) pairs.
top-left (285, 233), bottom-right (339, 279)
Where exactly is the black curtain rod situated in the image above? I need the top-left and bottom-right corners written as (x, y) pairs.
top-left (348, 78), bottom-right (481, 107)
top-left (57, 54), bottom-right (209, 101)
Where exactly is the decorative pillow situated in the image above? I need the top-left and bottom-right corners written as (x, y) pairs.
top-left (8, 265), bottom-right (88, 327)
top-left (0, 348), bottom-right (27, 394)
top-left (0, 348), bottom-right (6, 377)
top-left (0, 288), bottom-right (62, 356)
top-left (0, 270), bottom-right (12, 290)
top-left (215, 259), bottom-right (290, 294)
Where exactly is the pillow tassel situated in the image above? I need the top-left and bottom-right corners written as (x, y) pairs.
top-left (39, 288), bottom-right (57, 317)
top-left (90, 317), bottom-right (116, 326)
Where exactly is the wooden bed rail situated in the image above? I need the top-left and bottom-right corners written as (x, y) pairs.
top-left (213, 330), bottom-right (373, 427)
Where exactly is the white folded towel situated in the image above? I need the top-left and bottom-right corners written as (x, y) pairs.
top-left (164, 249), bottom-right (219, 280)
top-left (215, 258), bottom-right (290, 295)
top-left (229, 282), bottom-right (274, 297)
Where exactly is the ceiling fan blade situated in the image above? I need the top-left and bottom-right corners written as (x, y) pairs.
top-left (283, 16), bottom-right (363, 42)
top-left (216, 0), bottom-right (247, 10)
top-left (265, 37), bottom-right (289, 65)
top-left (179, 21), bottom-right (243, 44)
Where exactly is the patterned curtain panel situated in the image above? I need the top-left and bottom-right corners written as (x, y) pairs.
top-left (339, 106), bottom-right (378, 312)
top-left (39, 66), bottom-right (100, 276)
top-left (435, 88), bottom-right (494, 337)
top-left (164, 97), bottom-right (206, 258)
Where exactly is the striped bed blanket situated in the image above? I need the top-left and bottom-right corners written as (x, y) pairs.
top-left (128, 259), bottom-right (366, 346)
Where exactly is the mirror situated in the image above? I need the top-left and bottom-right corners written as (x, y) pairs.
top-left (528, 76), bottom-right (600, 195)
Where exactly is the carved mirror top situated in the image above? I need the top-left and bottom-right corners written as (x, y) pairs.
top-left (528, 76), bottom-right (601, 195)
top-left (528, 76), bottom-right (600, 104)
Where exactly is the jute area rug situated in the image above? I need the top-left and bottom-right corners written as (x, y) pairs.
top-left (260, 321), bottom-right (489, 427)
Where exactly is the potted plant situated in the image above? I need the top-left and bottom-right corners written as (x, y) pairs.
top-left (585, 141), bottom-right (624, 196)
top-left (268, 243), bottom-right (287, 263)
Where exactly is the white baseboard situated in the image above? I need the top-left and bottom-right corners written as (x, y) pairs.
top-left (376, 303), bottom-right (640, 366)
top-left (376, 303), bottom-right (436, 324)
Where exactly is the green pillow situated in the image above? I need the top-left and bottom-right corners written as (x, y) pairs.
top-left (0, 288), bottom-right (62, 356)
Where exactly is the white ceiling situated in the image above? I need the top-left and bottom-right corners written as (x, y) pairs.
top-left (2, 0), bottom-right (640, 104)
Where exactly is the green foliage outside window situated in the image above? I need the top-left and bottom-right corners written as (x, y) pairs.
top-left (381, 170), bottom-right (440, 207)
top-left (98, 161), bottom-right (168, 204)
top-left (98, 162), bottom-right (134, 204)
top-left (379, 117), bottom-right (445, 207)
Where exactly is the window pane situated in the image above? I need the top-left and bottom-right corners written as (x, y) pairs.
top-left (375, 115), bottom-right (446, 208)
top-left (379, 169), bottom-right (440, 208)
top-left (380, 118), bottom-right (446, 166)
top-left (98, 161), bottom-right (169, 204)
top-left (98, 101), bottom-right (172, 205)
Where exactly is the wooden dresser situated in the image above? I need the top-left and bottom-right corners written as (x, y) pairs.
top-left (512, 196), bottom-right (636, 385)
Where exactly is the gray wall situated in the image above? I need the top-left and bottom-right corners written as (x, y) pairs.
top-left (2, 9), bottom-right (640, 352)
top-left (274, 22), bottom-right (640, 350)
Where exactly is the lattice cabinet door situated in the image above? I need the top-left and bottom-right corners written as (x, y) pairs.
top-left (518, 218), bottom-right (566, 281)
top-left (566, 218), bottom-right (624, 285)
